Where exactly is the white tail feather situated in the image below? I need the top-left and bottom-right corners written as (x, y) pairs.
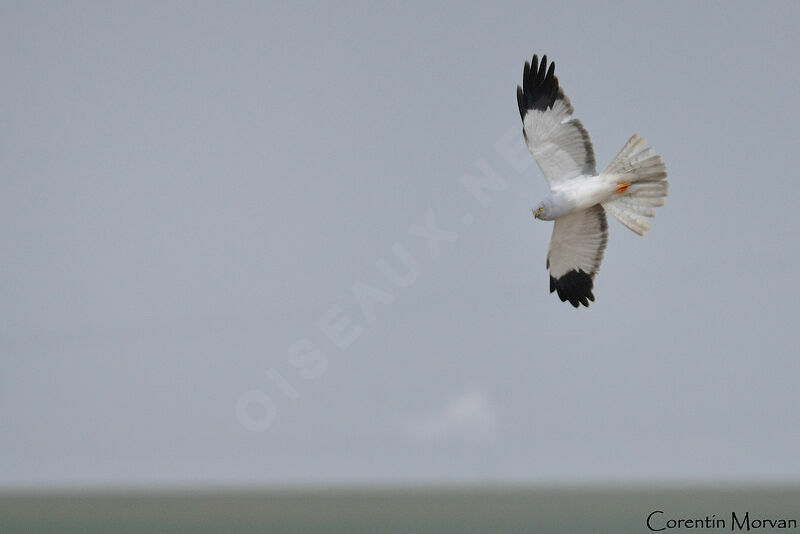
top-left (601, 134), bottom-right (668, 236)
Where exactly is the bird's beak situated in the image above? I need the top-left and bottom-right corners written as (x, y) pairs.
top-left (532, 208), bottom-right (538, 219)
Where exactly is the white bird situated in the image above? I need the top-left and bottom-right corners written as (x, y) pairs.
top-left (518, 53), bottom-right (668, 307)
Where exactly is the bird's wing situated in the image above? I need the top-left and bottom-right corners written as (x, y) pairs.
top-left (546, 205), bottom-right (608, 307)
top-left (517, 54), bottom-right (596, 188)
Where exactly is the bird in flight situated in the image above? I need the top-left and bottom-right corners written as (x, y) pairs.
top-left (517, 53), bottom-right (668, 307)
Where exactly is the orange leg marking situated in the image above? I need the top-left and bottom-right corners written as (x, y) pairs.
top-left (615, 183), bottom-right (629, 194)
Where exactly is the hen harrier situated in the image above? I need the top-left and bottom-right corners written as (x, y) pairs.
top-left (518, 53), bottom-right (668, 307)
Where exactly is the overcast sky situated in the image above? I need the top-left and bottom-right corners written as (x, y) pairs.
top-left (3, 1), bottom-right (800, 488)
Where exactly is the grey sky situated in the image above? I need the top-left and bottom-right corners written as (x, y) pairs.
top-left (2, 1), bottom-right (800, 488)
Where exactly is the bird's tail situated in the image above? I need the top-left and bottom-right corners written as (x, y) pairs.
top-left (601, 134), bottom-right (668, 236)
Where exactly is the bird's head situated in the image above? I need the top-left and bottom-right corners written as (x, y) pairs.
top-left (532, 199), bottom-right (554, 221)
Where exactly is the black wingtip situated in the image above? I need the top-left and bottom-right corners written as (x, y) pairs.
top-left (523, 61), bottom-right (531, 91)
top-left (550, 270), bottom-right (595, 308)
top-left (535, 55), bottom-right (547, 85)
top-left (518, 53), bottom-right (561, 116)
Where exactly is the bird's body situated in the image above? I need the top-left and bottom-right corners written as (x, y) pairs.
top-left (542, 174), bottom-right (621, 220)
top-left (517, 54), bottom-right (668, 307)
